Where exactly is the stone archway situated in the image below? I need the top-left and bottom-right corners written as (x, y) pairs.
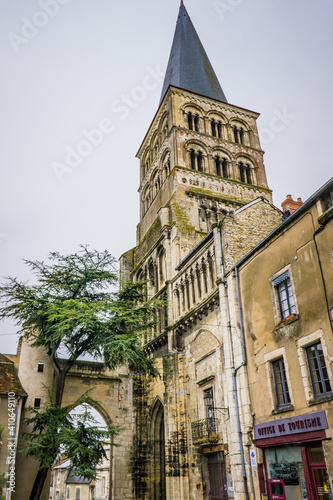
top-left (150, 399), bottom-right (166, 500)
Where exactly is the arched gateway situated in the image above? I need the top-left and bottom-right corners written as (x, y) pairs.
top-left (150, 399), bottom-right (166, 500)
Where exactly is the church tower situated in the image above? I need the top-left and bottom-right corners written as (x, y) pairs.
top-left (121, 4), bottom-right (281, 500)
top-left (131, 2), bottom-right (272, 282)
top-left (121, 1), bottom-right (274, 349)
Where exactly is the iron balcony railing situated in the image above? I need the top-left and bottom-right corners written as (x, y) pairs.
top-left (191, 417), bottom-right (219, 443)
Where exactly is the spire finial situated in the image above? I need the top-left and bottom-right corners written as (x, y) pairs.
top-left (180, 0), bottom-right (184, 5)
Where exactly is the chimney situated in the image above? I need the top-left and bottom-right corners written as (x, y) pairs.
top-left (281, 194), bottom-right (303, 215)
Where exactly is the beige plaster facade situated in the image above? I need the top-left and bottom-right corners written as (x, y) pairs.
top-left (236, 180), bottom-right (333, 499)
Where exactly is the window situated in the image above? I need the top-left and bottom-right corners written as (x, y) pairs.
top-left (306, 342), bottom-right (332, 398)
top-left (188, 111), bottom-right (193, 130)
top-left (238, 162), bottom-right (252, 184)
top-left (190, 149), bottom-right (196, 169)
top-left (76, 486), bottom-right (81, 500)
top-left (204, 388), bottom-right (216, 433)
top-left (197, 151), bottom-right (203, 171)
top-left (204, 388), bottom-right (214, 419)
top-left (67, 486), bottom-right (70, 499)
top-left (217, 121), bottom-right (223, 139)
top-left (233, 127), bottom-right (239, 143)
top-left (215, 156), bottom-right (228, 178)
top-left (188, 112), bottom-right (199, 131)
top-left (34, 398), bottom-right (41, 408)
top-left (272, 358), bottom-right (291, 408)
top-left (211, 119), bottom-right (216, 137)
top-left (56, 492), bottom-right (60, 500)
top-left (37, 362), bottom-right (44, 373)
top-left (57, 471), bottom-right (61, 483)
top-left (194, 114), bottom-right (199, 132)
top-left (189, 149), bottom-right (204, 171)
top-left (273, 271), bottom-right (296, 320)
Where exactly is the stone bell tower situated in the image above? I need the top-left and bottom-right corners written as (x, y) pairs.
top-left (132, 2), bottom-right (272, 275)
top-left (120, 3), bottom-right (277, 499)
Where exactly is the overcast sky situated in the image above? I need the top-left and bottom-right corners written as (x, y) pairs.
top-left (1, 0), bottom-right (332, 355)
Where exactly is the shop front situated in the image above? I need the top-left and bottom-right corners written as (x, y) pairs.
top-left (253, 411), bottom-right (332, 500)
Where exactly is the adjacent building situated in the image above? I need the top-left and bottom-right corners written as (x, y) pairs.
top-left (235, 178), bottom-right (333, 500)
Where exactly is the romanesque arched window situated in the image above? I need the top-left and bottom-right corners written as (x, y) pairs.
top-left (194, 114), bottom-right (200, 132)
top-left (215, 156), bottom-right (221, 176)
top-left (148, 260), bottom-right (157, 294)
top-left (197, 151), bottom-right (203, 172)
top-left (239, 128), bottom-right (245, 145)
top-left (234, 127), bottom-right (239, 143)
top-left (190, 149), bottom-right (196, 170)
top-left (190, 149), bottom-right (204, 171)
top-left (238, 162), bottom-right (252, 184)
top-left (211, 119), bottom-right (216, 137)
top-left (215, 156), bottom-right (229, 178)
top-left (188, 112), bottom-right (193, 130)
top-left (217, 121), bottom-right (223, 139)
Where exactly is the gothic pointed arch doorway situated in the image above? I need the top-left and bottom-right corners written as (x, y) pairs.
top-left (150, 399), bottom-right (166, 500)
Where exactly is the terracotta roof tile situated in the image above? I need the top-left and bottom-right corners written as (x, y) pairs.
top-left (0, 353), bottom-right (27, 395)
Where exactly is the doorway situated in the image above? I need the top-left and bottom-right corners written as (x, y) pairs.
top-left (151, 400), bottom-right (166, 500)
top-left (208, 452), bottom-right (228, 499)
top-left (302, 444), bottom-right (332, 500)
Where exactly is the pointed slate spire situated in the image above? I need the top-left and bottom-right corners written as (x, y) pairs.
top-left (160, 4), bottom-right (227, 103)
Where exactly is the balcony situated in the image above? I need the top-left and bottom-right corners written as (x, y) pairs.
top-left (191, 418), bottom-right (221, 446)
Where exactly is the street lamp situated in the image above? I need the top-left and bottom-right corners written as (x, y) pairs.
top-left (204, 392), bottom-right (229, 418)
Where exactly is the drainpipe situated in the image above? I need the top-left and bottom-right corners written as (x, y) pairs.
top-left (108, 436), bottom-right (114, 500)
top-left (217, 220), bottom-right (249, 500)
top-left (6, 395), bottom-right (21, 500)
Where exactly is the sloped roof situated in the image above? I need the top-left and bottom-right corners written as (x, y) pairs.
top-left (66, 469), bottom-right (92, 485)
top-left (160, 3), bottom-right (227, 104)
top-left (0, 353), bottom-right (27, 396)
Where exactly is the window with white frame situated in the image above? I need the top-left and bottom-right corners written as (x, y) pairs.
top-left (306, 342), bottom-right (332, 399)
top-left (37, 362), bottom-right (44, 373)
top-left (272, 358), bottom-right (291, 408)
top-left (75, 486), bottom-right (80, 500)
top-left (57, 471), bottom-right (61, 484)
top-left (271, 268), bottom-right (297, 323)
top-left (264, 348), bottom-right (293, 411)
top-left (297, 331), bottom-right (333, 402)
top-left (66, 486), bottom-right (70, 499)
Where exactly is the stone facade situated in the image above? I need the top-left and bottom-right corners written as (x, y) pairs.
top-left (120, 75), bottom-right (283, 498)
top-left (7, 339), bottom-right (136, 500)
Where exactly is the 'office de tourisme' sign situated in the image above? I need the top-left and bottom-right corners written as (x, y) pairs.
top-left (254, 411), bottom-right (328, 440)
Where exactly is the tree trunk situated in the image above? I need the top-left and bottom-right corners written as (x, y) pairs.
top-left (28, 370), bottom-right (67, 499)
top-left (54, 370), bottom-right (67, 406)
top-left (29, 467), bottom-right (48, 500)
